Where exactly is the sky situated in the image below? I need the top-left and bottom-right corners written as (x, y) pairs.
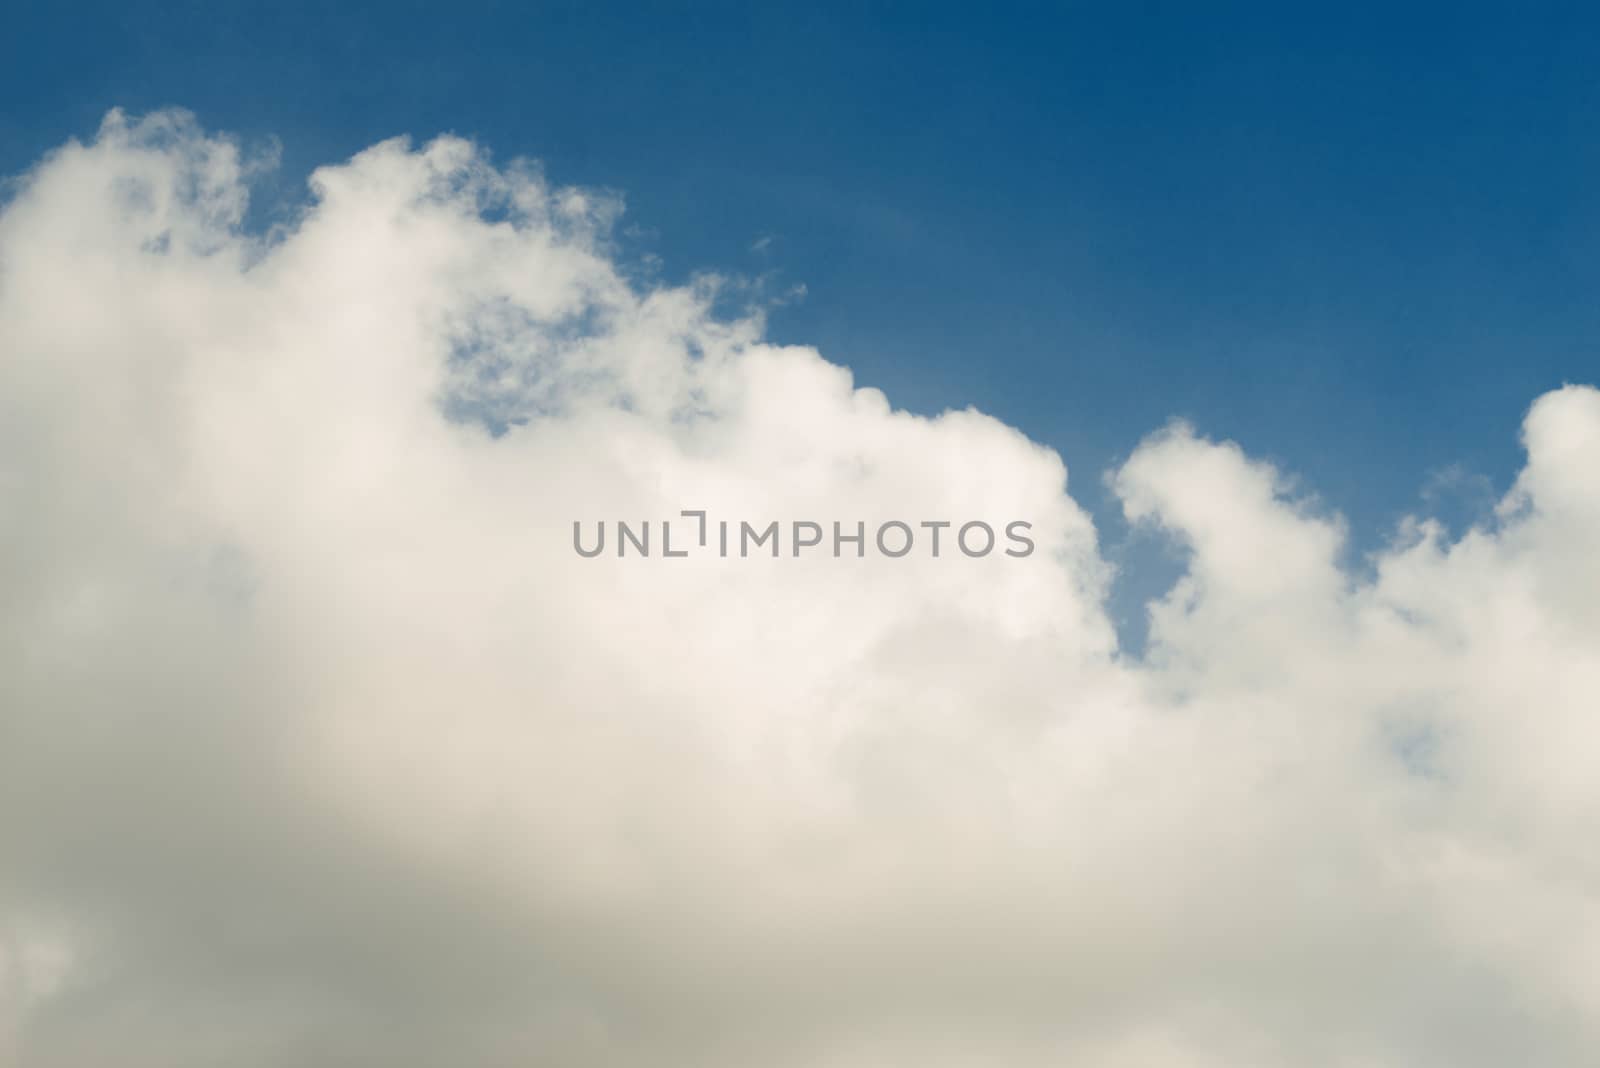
top-left (7, 2), bottom-right (1599, 546)
top-left (2, 6), bottom-right (1600, 1067)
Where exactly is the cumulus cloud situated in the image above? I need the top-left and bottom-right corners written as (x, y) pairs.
top-left (0, 109), bottom-right (1597, 1067)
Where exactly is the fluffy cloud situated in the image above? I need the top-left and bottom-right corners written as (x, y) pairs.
top-left (1, 110), bottom-right (1596, 1067)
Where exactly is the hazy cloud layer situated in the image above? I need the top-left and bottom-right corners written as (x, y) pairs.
top-left (1, 110), bottom-right (1597, 1067)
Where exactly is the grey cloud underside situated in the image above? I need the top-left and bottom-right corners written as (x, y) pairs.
top-left (1, 110), bottom-right (1598, 1067)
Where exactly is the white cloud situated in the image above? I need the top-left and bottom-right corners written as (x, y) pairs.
top-left (0, 109), bottom-right (1597, 1067)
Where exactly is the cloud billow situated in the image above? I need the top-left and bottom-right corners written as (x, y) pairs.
top-left (1, 109), bottom-right (1597, 1067)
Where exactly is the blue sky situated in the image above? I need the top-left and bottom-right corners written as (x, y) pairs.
top-left (6, 2), bottom-right (1597, 573)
